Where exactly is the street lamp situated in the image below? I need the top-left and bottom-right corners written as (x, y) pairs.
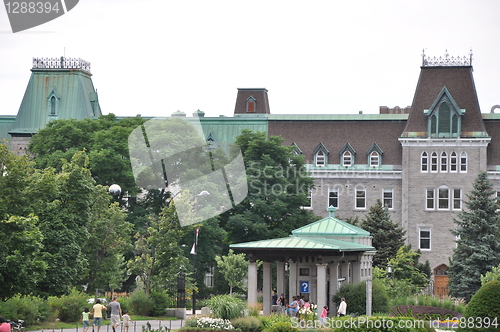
top-left (387, 263), bottom-right (393, 279)
top-left (192, 191), bottom-right (210, 315)
top-left (109, 184), bottom-right (121, 196)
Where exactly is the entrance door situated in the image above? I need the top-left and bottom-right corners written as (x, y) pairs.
top-left (434, 264), bottom-right (449, 297)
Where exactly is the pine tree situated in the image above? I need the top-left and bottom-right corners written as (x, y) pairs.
top-left (360, 199), bottom-right (406, 267)
top-left (448, 171), bottom-right (500, 301)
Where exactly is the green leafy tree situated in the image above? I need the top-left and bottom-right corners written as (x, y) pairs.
top-left (83, 185), bottom-right (133, 294)
top-left (215, 249), bottom-right (247, 295)
top-left (223, 130), bottom-right (317, 243)
top-left (388, 245), bottom-right (429, 289)
top-left (360, 199), bottom-right (406, 267)
top-left (449, 171), bottom-right (500, 301)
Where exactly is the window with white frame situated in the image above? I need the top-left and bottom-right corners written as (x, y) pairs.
top-left (450, 151), bottom-right (458, 172)
top-left (370, 151), bottom-right (380, 167)
top-left (342, 151), bottom-right (352, 167)
top-left (328, 188), bottom-right (339, 208)
top-left (431, 152), bottom-right (438, 172)
top-left (460, 152), bottom-right (467, 172)
top-left (426, 188), bottom-right (435, 209)
top-left (421, 152), bottom-right (428, 172)
top-left (419, 227), bottom-right (431, 250)
top-left (355, 187), bottom-right (366, 209)
top-left (453, 188), bottom-right (462, 210)
top-left (383, 188), bottom-right (393, 209)
top-left (438, 186), bottom-right (449, 209)
top-left (440, 152), bottom-right (448, 172)
top-left (315, 150), bottom-right (325, 166)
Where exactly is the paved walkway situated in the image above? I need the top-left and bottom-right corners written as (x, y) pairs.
top-left (26, 311), bottom-right (202, 332)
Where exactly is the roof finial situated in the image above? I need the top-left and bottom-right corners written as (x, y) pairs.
top-left (327, 206), bottom-right (336, 218)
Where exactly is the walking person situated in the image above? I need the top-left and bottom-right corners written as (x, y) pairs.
top-left (92, 299), bottom-right (107, 332)
top-left (109, 297), bottom-right (122, 332)
top-left (319, 306), bottom-right (328, 326)
top-left (82, 307), bottom-right (90, 332)
top-left (122, 311), bottom-right (132, 332)
top-left (337, 298), bottom-right (347, 317)
top-left (0, 316), bottom-right (10, 332)
top-left (287, 296), bottom-right (300, 318)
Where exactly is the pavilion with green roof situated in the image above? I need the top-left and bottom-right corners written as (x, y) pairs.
top-left (230, 207), bottom-right (375, 315)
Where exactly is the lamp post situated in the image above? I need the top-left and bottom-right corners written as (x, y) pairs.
top-left (387, 263), bottom-right (393, 279)
top-left (109, 184), bottom-right (121, 197)
top-left (192, 191), bottom-right (210, 315)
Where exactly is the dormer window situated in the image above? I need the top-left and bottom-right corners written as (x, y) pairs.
top-left (313, 143), bottom-right (329, 167)
top-left (246, 96), bottom-right (256, 113)
top-left (366, 143), bottom-right (383, 167)
top-left (340, 142), bottom-right (356, 167)
top-left (424, 87), bottom-right (465, 138)
top-left (47, 89), bottom-right (60, 116)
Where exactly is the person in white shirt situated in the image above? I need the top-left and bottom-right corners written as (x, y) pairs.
top-left (337, 298), bottom-right (347, 317)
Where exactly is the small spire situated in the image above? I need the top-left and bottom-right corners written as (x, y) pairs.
top-left (327, 206), bottom-right (336, 218)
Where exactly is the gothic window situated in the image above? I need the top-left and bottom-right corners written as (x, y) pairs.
top-left (47, 89), bottom-right (60, 116)
top-left (431, 152), bottom-right (438, 172)
top-left (340, 142), bottom-right (356, 167)
top-left (440, 152), bottom-right (448, 172)
top-left (450, 152), bottom-right (458, 172)
top-left (425, 87), bottom-right (464, 137)
top-left (366, 143), bottom-right (383, 167)
top-left (421, 152), bottom-right (428, 172)
top-left (313, 143), bottom-right (329, 167)
top-left (246, 96), bottom-right (256, 112)
top-left (50, 96), bottom-right (56, 115)
top-left (342, 151), bottom-right (352, 166)
top-left (460, 152), bottom-right (467, 172)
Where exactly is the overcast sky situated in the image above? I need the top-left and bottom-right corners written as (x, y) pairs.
top-left (1, 0), bottom-right (499, 118)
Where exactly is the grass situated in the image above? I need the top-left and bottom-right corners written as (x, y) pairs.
top-left (26, 316), bottom-right (178, 330)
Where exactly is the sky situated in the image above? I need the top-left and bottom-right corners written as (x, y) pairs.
top-left (1, 0), bottom-right (500, 118)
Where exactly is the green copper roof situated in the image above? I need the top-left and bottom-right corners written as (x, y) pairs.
top-left (292, 213), bottom-right (370, 237)
top-left (230, 236), bottom-right (374, 252)
top-left (9, 68), bottom-right (102, 135)
top-left (0, 116), bottom-right (15, 141)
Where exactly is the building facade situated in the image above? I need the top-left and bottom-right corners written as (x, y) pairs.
top-left (2, 53), bottom-right (500, 297)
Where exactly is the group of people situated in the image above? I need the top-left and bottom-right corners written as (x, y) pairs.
top-left (82, 297), bottom-right (132, 332)
top-left (283, 294), bottom-right (347, 324)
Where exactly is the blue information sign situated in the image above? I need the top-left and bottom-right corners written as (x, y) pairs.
top-left (300, 281), bottom-right (310, 293)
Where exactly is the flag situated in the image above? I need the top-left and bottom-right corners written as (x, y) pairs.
top-left (190, 228), bottom-right (199, 255)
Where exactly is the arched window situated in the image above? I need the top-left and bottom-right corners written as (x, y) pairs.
top-left (440, 152), bottom-right (448, 172)
top-left (370, 151), bottom-right (380, 167)
top-left (438, 185), bottom-right (450, 209)
top-left (315, 150), bottom-right (325, 166)
top-left (421, 152), bottom-right (428, 172)
top-left (460, 152), bottom-right (467, 172)
top-left (342, 151), bottom-right (352, 167)
top-left (450, 152), bottom-right (458, 172)
top-left (50, 96), bottom-right (56, 115)
top-left (425, 87), bottom-right (464, 137)
top-left (246, 96), bottom-right (256, 113)
top-left (431, 152), bottom-right (438, 172)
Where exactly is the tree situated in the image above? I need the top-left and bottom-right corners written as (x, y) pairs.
top-left (222, 130), bottom-right (318, 244)
top-left (458, 280), bottom-right (500, 332)
top-left (360, 199), bottom-right (406, 267)
top-left (481, 263), bottom-right (500, 286)
top-left (449, 171), bottom-right (500, 301)
top-left (388, 245), bottom-right (429, 288)
top-left (83, 185), bottom-right (134, 294)
top-left (215, 249), bottom-right (247, 295)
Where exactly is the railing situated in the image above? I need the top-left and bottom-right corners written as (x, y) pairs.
top-left (32, 57), bottom-right (91, 73)
top-left (422, 49), bottom-right (472, 67)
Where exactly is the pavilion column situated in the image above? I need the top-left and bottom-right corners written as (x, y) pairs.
top-left (288, 259), bottom-right (298, 302)
top-left (276, 261), bottom-right (286, 300)
top-left (316, 263), bottom-right (328, 315)
top-left (263, 262), bottom-right (272, 315)
top-left (329, 262), bottom-right (339, 313)
top-left (247, 261), bottom-right (258, 306)
top-left (351, 261), bottom-right (361, 284)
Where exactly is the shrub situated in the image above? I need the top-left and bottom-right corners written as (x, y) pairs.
top-left (149, 292), bottom-right (175, 317)
top-left (0, 295), bottom-right (50, 325)
top-left (231, 316), bottom-right (262, 332)
top-left (332, 279), bottom-right (390, 315)
top-left (188, 317), bottom-right (234, 330)
top-left (259, 313), bottom-right (292, 329)
top-left (247, 303), bottom-right (262, 317)
top-left (263, 321), bottom-right (298, 332)
top-left (329, 316), bottom-right (432, 332)
top-left (458, 279), bottom-right (500, 332)
top-left (47, 289), bottom-right (88, 323)
top-left (209, 295), bottom-right (245, 320)
top-left (127, 290), bottom-right (154, 316)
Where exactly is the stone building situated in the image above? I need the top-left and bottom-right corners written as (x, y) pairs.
top-left (2, 52), bottom-right (500, 299)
